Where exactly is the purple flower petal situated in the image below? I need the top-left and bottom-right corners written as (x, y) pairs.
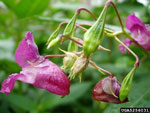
top-left (126, 14), bottom-right (146, 31)
top-left (33, 59), bottom-right (70, 96)
top-left (15, 32), bottom-right (41, 68)
top-left (0, 74), bottom-right (26, 95)
top-left (124, 14), bottom-right (150, 51)
top-left (119, 39), bottom-right (132, 54)
top-left (1, 32), bottom-right (70, 96)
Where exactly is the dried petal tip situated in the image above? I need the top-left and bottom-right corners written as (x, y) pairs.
top-left (92, 76), bottom-right (128, 104)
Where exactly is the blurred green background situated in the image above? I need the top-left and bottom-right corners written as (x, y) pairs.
top-left (0, 0), bottom-right (150, 113)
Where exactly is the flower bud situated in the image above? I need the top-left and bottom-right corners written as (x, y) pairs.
top-left (62, 13), bottom-right (78, 42)
top-left (83, 6), bottom-right (107, 57)
top-left (47, 26), bottom-right (61, 45)
top-left (119, 67), bottom-right (136, 102)
top-left (63, 56), bottom-right (76, 70)
top-left (47, 37), bottom-right (60, 49)
top-left (69, 55), bottom-right (89, 79)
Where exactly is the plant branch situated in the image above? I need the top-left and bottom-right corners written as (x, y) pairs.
top-left (89, 60), bottom-right (114, 77)
top-left (76, 8), bottom-right (97, 21)
top-left (45, 54), bottom-right (66, 58)
top-left (114, 36), bottom-right (140, 67)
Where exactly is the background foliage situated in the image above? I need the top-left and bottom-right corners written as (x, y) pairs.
top-left (0, 0), bottom-right (150, 113)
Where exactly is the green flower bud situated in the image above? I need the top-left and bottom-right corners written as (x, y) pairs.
top-left (63, 55), bottom-right (77, 70)
top-left (47, 26), bottom-right (61, 45)
top-left (47, 37), bottom-right (60, 49)
top-left (119, 67), bottom-right (137, 102)
top-left (69, 55), bottom-right (89, 79)
top-left (59, 48), bottom-right (78, 69)
top-left (83, 6), bottom-right (107, 57)
top-left (62, 13), bottom-right (78, 42)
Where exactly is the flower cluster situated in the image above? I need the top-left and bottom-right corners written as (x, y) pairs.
top-left (1, 0), bottom-right (144, 105)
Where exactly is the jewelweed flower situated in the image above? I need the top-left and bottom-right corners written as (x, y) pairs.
top-left (92, 76), bottom-right (128, 104)
top-left (120, 14), bottom-right (150, 54)
top-left (0, 32), bottom-right (70, 96)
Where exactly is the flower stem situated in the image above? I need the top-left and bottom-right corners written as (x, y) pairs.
top-left (114, 36), bottom-right (140, 67)
top-left (60, 35), bottom-right (111, 52)
top-left (76, 8), bottom-right (97, 21)
top-left (89, 60), bottom-right (114, 77)
top-left (59, 22), bottom-right (88, 32)
top-left (109, 0), bottom-right (125, 32)
top-left (45, 54), bottom-right (66, 58)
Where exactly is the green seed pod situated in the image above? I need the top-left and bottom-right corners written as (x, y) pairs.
top-left (69, 55), bottom-right (89, 79)
top-left (47, 37), bottom-right (60, 49)
top-left (47, 26), bottom-right (61, 45)
top-left (68, 31), bottom-right (78, 52)
top-left (63, 55), bottom-right (77, 70)
top-left (62, 13), bottom-right (78, 42)
top-left (83, 6), bottom-right (107, 57)
top-left (119, 67), bottom-right (137, 102)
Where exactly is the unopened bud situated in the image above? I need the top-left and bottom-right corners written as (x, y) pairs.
top-left (47, 26), bottom-right (61, 45)
top-left (83, 6), bottom-right (107, 57)
top-left (47, 37), bottom-right (60, 49)
top-left (69, 55), bottom-right (89, 79)
top-left (119, 67), bottom-right (136, 102)
top-left (63, 54), bottom-right (77, 70)
top-left (62, 13), bottom-right (78, 42)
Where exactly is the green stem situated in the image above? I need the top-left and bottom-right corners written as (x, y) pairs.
top-left (114, 36), bottom-right (139, 67)
top-left (76, 8), bottom-right (97, 21)
top-left (45, 54), bottom-right (66, 58)
top-left (89, 60), bottom-right (114, 77)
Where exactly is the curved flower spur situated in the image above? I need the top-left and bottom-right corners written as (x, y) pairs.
top-left (0, 32), bottom-right (70, 96)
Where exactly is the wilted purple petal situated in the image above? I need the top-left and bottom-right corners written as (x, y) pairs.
top-left (15, 32), bottom-right (41, 68)
top-left (92, 76), bottom-right (128, 104)
top-left (119, 39), bottom-right (132, 54)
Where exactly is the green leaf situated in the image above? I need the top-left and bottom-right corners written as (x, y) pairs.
top-left (39, 82), bottom-right (92, 110)
top-left (5, 93), bottom-right (36, 111)
top-left (1, 0), bottom-right (50, 18)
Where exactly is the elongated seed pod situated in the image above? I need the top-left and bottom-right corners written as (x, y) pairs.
top-left (83, 6), bottom-right (107, 57)
top-left (47, 26), bottom-right (61, 45)
top-left (62, 13), bottom-right (78, 42)
top-left (119, 67), bottom-right (136, 101)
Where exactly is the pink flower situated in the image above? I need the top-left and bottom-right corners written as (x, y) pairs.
top-left (120, 14), bottom-right (150, 54)
top-left (0, 32), bottom-right (70, 96)
top-left (92, 76), bottom-right (128, 104)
